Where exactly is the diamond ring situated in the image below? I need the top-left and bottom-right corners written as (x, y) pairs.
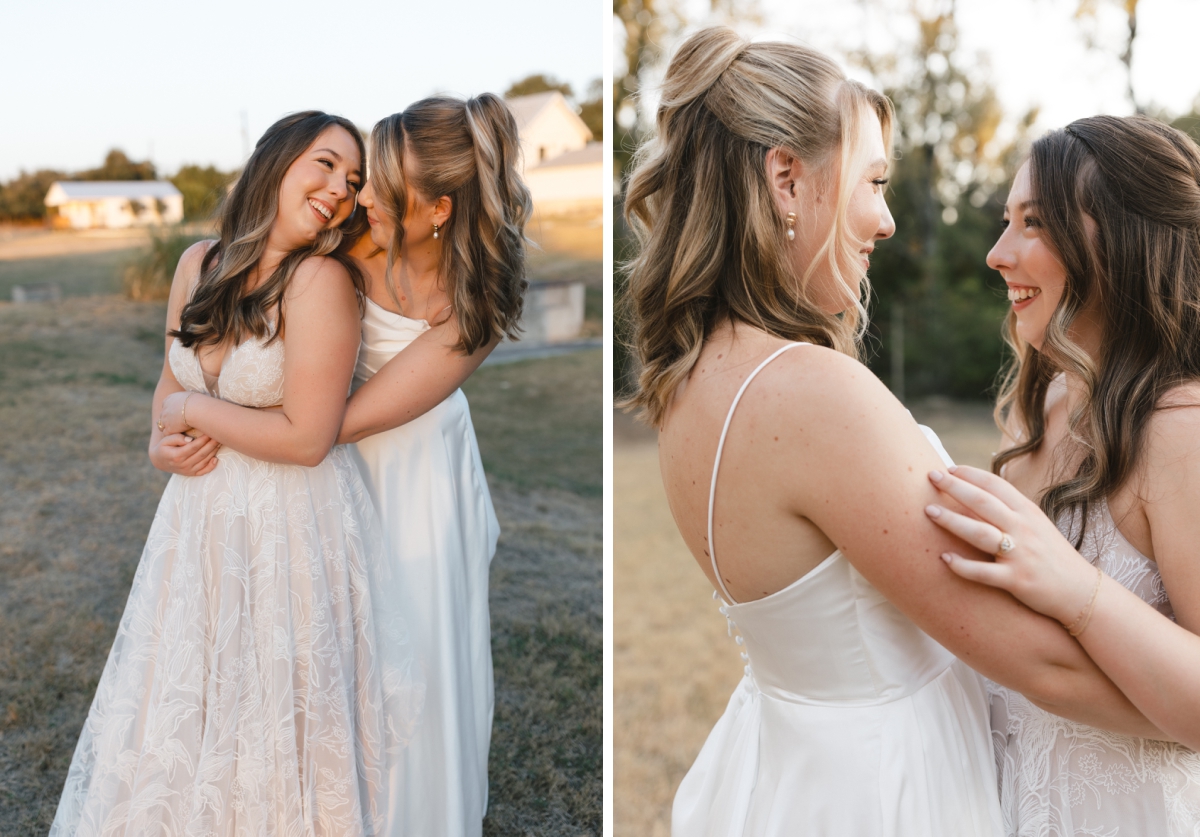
top-left (996, 532), bottom-right (1016, 555)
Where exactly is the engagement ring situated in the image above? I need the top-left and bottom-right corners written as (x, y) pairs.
top-left (996, 532), bottom-right (1016, 554)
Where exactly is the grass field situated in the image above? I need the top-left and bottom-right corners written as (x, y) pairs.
top-left (0, 239), bottom-right (600, 834)
top-left (613, 404), bottom-right (1001, 836)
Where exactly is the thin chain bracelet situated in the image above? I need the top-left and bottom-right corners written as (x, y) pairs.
top-left (181, 392), bottom-right (194, 429)
top-left (1065, 565), bottom-right (1104, 637)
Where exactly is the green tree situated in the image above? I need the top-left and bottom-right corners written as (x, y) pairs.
top-left (77, 149), bottom-right (157, 181)
top-left (0, 168), bottom-right (66, 221)
top-left (854, 6), bottom-right (1036, 400)
top-left (579, 78), bottom-right (604, 141)
top-left (170, 164), bottom-right (235, 221)
top-left (505, 73), bottom-right (573, 99)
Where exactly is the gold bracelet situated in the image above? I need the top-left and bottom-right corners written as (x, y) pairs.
top-left (181, 392), bottom-right (193, 429)
top-left (1065, 565), bottom-right (1103, 637)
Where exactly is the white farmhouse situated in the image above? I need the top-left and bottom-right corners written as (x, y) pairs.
top-left (44, 181), bottom-right (184, 229)
top-left (506, 92), bottom-right (601, 215)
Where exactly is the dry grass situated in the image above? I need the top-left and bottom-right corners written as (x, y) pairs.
top-left (612, 404), bottom-right (1001, 836)
top-left (0, 294), bottom-right (600, 835)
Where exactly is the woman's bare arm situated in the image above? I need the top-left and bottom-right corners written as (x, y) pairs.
top-left (337, 319), bottom-right (498, 444)
top-left (148, 240), bottom-right (220, 476)
top-left (750, 345), bottom-right (1162, 738)
top-left (926, 397), bottom-right (1200, 748)
top-left (159, 256), bottom-right (361, 466)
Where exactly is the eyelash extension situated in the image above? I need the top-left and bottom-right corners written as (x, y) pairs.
top-left (872, 178), bottom-right (890, 186)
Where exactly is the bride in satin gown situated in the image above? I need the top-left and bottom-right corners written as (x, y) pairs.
top-left (622, 28), bottom-right (1162, 836)
top-left (51, 112), bottom-right (422, 836)
top-left (332, 95), bottom-right (531, 837)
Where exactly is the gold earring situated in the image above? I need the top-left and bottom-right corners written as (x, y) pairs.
top-left (433, 223), bottom-right (440, 240)
top-left (785, 212), bottom-right (797, 241)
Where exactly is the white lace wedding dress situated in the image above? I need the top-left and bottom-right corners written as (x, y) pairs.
top-left (673, 343), bottom-right (1004, 836)
top-left (347, 298), bottom-right (499, 837)
top-left (50, 330), bottom-right (424, 837)
top-left (989, 501), bottom-right (1200, 836)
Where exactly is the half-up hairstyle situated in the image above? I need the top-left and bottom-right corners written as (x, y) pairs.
top-left (172, 111), bottom-right (366, 349)
top-left (622, 26), bottom-right (894, 427)
top-left (993, 115), bottom-right (1200, 543)
top-left (369, 93), bottom-right (532, 354)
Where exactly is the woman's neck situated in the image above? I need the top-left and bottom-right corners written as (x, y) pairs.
top-left (350, 234), bottom-right (447, 320)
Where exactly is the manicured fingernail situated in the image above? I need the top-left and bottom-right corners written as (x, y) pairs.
top-left (948, 465), bottom-right (958, 473)
top-left (925, 504), bottom-right (942, 518)
top-left (941, 553), bottom-right (953, 564)
top-left (930, 470), bottom-right (944, 482)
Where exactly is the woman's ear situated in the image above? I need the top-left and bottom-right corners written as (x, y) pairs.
top-left (765, 146), bottom-right (804, 214)
top-left (433, 195), bottom-right (453, 227)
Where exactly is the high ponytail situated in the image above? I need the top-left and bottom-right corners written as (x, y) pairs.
top-left (369, 95), bottom-right (532, 354)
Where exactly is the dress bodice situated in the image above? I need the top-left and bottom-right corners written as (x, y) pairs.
top-left (169, 333), bottom-right (284, 408)
top-left (675, 342), bottom-right (1001, 836)
top-left (1069, 500), bottom-right (1172, 619)
top-left (989, 500), bottom-right (1200, 836)
top-left (354, 297), bottom-right (431, 386)
top-left (721, 550), bottom-right (956, 706)
top-left (708, 343), bottom-right (959, 704)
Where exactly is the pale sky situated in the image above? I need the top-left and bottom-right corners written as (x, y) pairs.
top-left (1, 0), bottom-right (602, 181)
top-left (627, 0), bottom-right (1200, 155)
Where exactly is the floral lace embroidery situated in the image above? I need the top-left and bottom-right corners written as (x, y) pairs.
top-left (989, 502), bottom-right (1200, 837)
top-left (52, 335), bottom-right (423, 836)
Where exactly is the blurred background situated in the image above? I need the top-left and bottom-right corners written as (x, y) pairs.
top-left (0, 2), bottom-right (601, 835)
top-left (612, 0), bottom-right (1200, 834)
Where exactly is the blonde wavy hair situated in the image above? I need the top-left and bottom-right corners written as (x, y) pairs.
top-left (622, 26), bottom-right (893, 427)
top-left (369, 94), bottom-right (532, 354)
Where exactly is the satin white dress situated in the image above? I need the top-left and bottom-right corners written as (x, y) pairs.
top-left (672, 343), bottom-right (1004, 837)
top-left (348, 298), bottom-right (500, 837)
top-left (51, 331), bottom-right (423, 837)
top-left (989, 501), bottom-right (1200, 836)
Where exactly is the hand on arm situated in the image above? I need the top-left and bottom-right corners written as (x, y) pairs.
top-left (147, 240), bottom-right (221, 477)
top-left (924, 403), bottom-right (1200, 749)
top-left (337, 319), bottom-right (498, 445)
top-left (770, 347), bottom-right (1163, 739)
top-left (161, 257), bottom-right (361, 466)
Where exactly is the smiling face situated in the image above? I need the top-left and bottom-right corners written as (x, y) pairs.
top-left (271, 125), bottom-right (362, 249)
top-left (987, 162), bottom-right (1071, 351)
top-left (790, 108), bottom-right (896, 313)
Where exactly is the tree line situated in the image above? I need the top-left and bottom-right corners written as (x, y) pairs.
top-left (2, 72), bottom-right (601, 227)
top-left (614, 0), bottom-right (1200, 402)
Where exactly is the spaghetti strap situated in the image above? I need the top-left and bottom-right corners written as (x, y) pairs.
top-left (707, 342), bottom-right (808, 604)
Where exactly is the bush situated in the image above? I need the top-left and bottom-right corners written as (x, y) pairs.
top-left (123, 226), bottom-right (204, 301)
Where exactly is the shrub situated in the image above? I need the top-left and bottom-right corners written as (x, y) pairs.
top-left (123, 226), bottom-right (203, 301)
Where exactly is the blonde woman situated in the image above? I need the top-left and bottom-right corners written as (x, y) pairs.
top-left (924, 115), bottom-right (1200, 835)
top-left (623, 28), bottom-right (1163, 835)
top-left (334, 95), bottom-right (530, 837)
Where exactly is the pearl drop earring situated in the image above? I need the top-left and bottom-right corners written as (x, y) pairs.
top-left (785, 212), bottom-right (797, 241)
top-left (433, 223), bottom-right (440, 240)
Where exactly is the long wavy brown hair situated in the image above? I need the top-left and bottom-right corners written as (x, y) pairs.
top-left (368, 94), bottom-right (532, 354)
top-left (621, 26), bottom-right (894, 427)
top-left (993, 115), bottom-right (1200, 542)
top-left (172, 111), bottom-right (366, 349)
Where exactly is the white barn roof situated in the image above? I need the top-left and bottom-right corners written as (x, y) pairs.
top-left (506, 91), bottom-right (564, 130)
top-left (45, 181), bottom-right (182, 205)
top-left (537, 142), bottom-right (602, 169)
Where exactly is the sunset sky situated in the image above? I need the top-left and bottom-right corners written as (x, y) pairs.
top-left (1, 0), bottom-right (602, 180)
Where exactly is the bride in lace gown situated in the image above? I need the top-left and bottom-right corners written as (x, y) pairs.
top-left (924, 115), bottom-right (1200, 836)
top-left (329, 95), bottom-right (530, 837)
top-left (622, 29), bottom-right (1160, 837)
top-left (51, 112), bottom-right (422, 837)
